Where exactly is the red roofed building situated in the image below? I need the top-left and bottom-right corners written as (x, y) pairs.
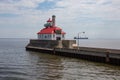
top-left (37, 15), bottom-right (66, 40)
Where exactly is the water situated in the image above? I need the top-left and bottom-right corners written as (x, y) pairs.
top-left (78, 39), bottom-right (120, 49)
top-left (0, 38), bottom-right (120, 80)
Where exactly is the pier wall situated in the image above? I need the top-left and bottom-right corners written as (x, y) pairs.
top-left (26, 45), bottom-right (120, 66)
top-left (27, 39), bottom-right (76, 48)
top-left (54, 48), bottom-right (120, 65)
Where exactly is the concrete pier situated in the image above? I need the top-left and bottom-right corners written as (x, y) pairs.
top-left (27, 39), bottom-right (76, 48)
top-left (26, 45), bottom-right (120, 66)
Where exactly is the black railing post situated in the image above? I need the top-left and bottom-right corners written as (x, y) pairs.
top-left (106, 50), bottom-right (110, 63)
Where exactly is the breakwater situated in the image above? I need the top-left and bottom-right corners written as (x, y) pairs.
top-left (26, 46), bottom-right (120, 66)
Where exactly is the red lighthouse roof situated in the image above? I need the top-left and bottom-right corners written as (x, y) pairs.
top-left (37, 26), bottom-right (66, 34)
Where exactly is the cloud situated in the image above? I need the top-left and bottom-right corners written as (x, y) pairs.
top-left (0, 0), bottom-right (119, 20)
top-left (55, 0), bottom-right (120, 20)
top-left (0, 0), bottom-right (120, 38)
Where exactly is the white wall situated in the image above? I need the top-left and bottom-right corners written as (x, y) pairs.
top-left (38, 34), bottom-right (52, 40)
top-left (38, 34), bottom-right (65, 40)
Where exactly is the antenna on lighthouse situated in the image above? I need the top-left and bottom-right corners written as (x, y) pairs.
top-left (52, 15), bottom-right (56, 27)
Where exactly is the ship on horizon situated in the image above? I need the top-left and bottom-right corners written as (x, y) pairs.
top-left (74, 37), bottom-right (88, 39)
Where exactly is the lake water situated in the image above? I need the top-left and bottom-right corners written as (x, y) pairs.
top-left (0, 38), bottom-right (120, 80)
top-left (78, 39), bottom-right (120, 49)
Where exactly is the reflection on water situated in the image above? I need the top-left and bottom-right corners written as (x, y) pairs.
top-left (0, 38), bottom-right (120, 80)
top-left (22, 51), bottom-right (120, 80)
top-left (26, 51), bottom-right (64, 80)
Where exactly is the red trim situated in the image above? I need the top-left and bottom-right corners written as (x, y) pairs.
top-left (37, 26), bottom-right (66, 34)
top-left (47, 18), bottom-right (52, 22)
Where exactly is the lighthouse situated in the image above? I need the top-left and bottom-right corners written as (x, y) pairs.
top-left (37, 15), bottom-right (66, 40)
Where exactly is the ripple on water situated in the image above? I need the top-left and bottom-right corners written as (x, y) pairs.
top-left (0, 39), bottom-right (120, 80)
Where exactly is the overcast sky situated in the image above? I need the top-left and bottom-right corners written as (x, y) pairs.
top-left (0, 0), bottom-right (120, 39)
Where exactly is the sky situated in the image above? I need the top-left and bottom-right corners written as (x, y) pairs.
top-left (0, 0), bottom-right (120, 39)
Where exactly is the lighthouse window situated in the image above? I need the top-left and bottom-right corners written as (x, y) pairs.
top-left (42, 34), bottom-right (43, 38)
top-left (62, 35), bottom-right (64, 38)
top-left (45, 35), bottom-right (47, 38)
top-left (40, 34), bottom-right (42, 38)
top-left (53, 34), bottom-right (55, 38)
top-left (48, 34), bottom-right (50, 38)
top-left (40, 35), bottom-right (41, 38)
top-left (47, 35), bottom-right (48, 38)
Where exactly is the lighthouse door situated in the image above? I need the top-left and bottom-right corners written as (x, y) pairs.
top-left (56, 37), bottom-right (61, 40)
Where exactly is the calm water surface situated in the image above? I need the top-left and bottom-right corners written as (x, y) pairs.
top-left (0, 38), bottom-right (120, 80)
top-left (79, 39), bottom-right (120, 49)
